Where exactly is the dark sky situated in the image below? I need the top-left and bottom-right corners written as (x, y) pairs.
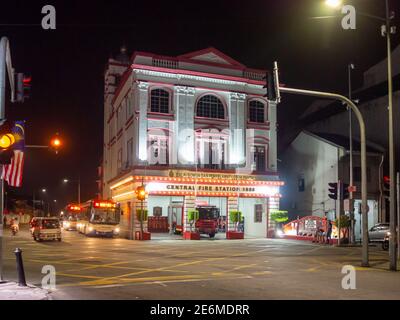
top-left (1, 0), bottom-right (399, 211)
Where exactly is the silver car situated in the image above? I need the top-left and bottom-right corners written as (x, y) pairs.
top-left (368, 223), bottom-right (390, 249)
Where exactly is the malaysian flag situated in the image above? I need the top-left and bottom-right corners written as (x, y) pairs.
top-left (1, 121), bottom-right (25, 187)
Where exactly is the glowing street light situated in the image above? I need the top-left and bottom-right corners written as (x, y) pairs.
top-left (325, 0), bottom-right (342, 8)
top-left (41, 188), bottom-right (47, 193)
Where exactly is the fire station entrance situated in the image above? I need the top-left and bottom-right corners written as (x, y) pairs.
top-left (147, 197), bottom-right (228, 240)
top-left (110, 171), bottom-right (283, 240)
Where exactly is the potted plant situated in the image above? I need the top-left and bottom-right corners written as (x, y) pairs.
top-left (227, 210), bottom-right (244, 239)
top-left (184, 209), bottom-right (200, 240)
top-left (335, 215), bottom-right (351, 244)
top-left (136, 208), bottom-right (151, 240)
top-left (270, 210), bottom-right (288, 237)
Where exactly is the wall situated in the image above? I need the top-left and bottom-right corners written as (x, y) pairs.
top-left (280, 132), bottom-right (340, 220)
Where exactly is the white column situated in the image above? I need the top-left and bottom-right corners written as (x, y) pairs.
top-left (229, 92), bottom-right (246, 166)
top-left (137, 82), bottom-right (149, 161)
top-left (175, 86), bottom-right (195, 165)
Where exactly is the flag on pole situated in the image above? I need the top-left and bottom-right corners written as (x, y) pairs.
top-left (1, 121), bottom-right (25, 187)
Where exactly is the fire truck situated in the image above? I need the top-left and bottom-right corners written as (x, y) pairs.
top-left (195, 206), bottom-right (220, 238)
top-left (169, 204), bottom-right (220, 238)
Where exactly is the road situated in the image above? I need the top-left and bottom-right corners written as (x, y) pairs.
top-left (2, 226), bottom-right (400, 300)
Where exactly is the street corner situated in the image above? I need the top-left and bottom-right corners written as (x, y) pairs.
top-left (0, 281), bottom-right (50, 300)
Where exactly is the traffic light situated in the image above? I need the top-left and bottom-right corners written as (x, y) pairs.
top-left (263, 61), bottom-right (281, 103)
top-left (0, 120), bottom-right (17, 164)
top-left (16, 73), bottom-right (32, 103)
top-left (328, 182), bottom-right (338, 200)
top-left (341, 183), bottom-right (350, 200)
top-left (50, 133), bottom-right (62, 154)
top-left (383, 175), bottom-right (390, 198)
top-left (135, 185), bottom-right (147, 201)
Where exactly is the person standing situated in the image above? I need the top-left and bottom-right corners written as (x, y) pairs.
top-left (326, 220), bottom-right (333, 244)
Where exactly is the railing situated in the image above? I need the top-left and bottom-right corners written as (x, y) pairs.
top-left (243, 71), bottom-right (265, 81)
top-left (152, 58), bottom-right (178, 69)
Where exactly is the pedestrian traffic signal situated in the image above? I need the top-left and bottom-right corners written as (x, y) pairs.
top-left (0, 120), bottom-right (17, 164)
top-left (341, 183), bottom-right (350, 200)
top-left (328, 182), bottom-right (338, 200)
top-left (135, 185), bottom-right (147, 201)
top-left (16, 73), bottom-right (32, 103)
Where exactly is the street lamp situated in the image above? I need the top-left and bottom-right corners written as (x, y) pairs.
top-left (325, 0), bottom-right (342, 9)
top-left (320, 0), bottom-right (397, 270)
top-left (63, 177), bottom-right (81, 205)
top-left (41, 188), bottom-right (46, 193)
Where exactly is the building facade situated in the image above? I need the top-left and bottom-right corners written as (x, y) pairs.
top-left (103, 47), bottom-right (282, 239)
top-left (280, 131), bottom-right (383, 241)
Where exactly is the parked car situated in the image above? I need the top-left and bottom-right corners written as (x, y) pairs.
top-left (368, 223), bottom-right (390, 250)
top-left (30, 217), bottom-right (62, 242)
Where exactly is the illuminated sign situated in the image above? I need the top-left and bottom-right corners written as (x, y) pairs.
top-left (67, 205), bottom-right (81, 212)
top-left (93, 201), bottom-right (117, 209)
top-left (168, 170), bottom-right (256, 181)
top-left (146, 182), bottom-right (280, 197)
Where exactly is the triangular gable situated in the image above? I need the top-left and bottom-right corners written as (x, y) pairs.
top-left (178, 47), bottom-right (245, 68)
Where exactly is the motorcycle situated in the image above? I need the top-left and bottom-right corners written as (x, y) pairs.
top-left (11, 224), bottom-right (19, 236)
top-left (382, 234), bottom-right (389, 251)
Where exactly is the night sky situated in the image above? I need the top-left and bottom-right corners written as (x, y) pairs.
top-left (1, 0), bottom-right (399, 211)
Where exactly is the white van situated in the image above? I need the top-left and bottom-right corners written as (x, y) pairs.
top-left (30, 217), bottom-right (62, 242)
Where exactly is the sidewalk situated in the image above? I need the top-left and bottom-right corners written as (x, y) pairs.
top-left (0, 282), bottom-right (50, 300)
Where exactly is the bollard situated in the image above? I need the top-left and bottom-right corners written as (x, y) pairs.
top-left (14, 248), bottom-right (27, 287)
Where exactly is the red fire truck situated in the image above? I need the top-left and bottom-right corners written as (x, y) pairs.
top-left (169, 205), bottom-right (220, 238)
top-left (195, 206), bottom-right (220, 238)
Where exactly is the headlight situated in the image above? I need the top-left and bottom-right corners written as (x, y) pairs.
top-left (88, 226), bottom-right (94, 232)
top-left (276, 229), bottom-right (284, 237)
top-left (64, 222), bottom-right (70, 228)
top-left (114, 227), bottom-right (120, 233)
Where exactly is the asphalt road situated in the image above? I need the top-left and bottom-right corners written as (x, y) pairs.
top-left (1, 226), bottom-right (400, 300)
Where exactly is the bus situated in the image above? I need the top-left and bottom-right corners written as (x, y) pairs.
top-left (76, 199), bottom-right (121, 237)
top-left (61, 204), bottom-right (81, 230)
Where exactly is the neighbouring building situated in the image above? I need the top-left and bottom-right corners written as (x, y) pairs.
top-left (280, 131), bottom-right (384, 241)
top-left (301, 44), bottom-right (400, 223)
top-left (102, 46), bottom-right (283, 239)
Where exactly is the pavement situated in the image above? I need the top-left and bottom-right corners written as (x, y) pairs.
top-left (0, 282), bottom-right (49, 300)
top-left (1, 225), bottom-right (400, 300)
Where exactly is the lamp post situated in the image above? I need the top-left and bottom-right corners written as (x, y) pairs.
top-left (322, 0), bottom-right (397, 270)
top-left (348, 63), bottom-right (355, 244)
top-left (384, 0), bottom-right (397, 272)
top-left (63, 176), bottom-right (81, 205)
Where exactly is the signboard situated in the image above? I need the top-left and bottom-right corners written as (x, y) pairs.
top-left (146, 181), bottom-right (280, 197)
top-left (168, 170), bottom-right (257, 181)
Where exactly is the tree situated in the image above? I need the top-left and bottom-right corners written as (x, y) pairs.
top-left (270, 210), bottom-right (289, 223)
top-left (229, 210), bottom-right (243, 232)
top-left (187, 209), bottom-right (199, 233)
top-left (335, 215), bottom-right (351, 242)
top-left (136, 209), bottom-right (148, 235)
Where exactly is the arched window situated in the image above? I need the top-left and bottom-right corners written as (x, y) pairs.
top-left (150, 89), bottom-right (170, 113)
top-left (249, 100), bottom-right (265, 123)
top-left (196, 95), bottom-right (225, 119)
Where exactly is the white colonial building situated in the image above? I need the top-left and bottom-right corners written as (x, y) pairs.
top-left (102, 46), bottom-right (282, 239)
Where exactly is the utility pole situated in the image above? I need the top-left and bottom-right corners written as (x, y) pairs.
top-left (384, 0), bottom-right (397, 271)
top-left (348, 63), bottom-right (356, 244)
top-left (397, 172), bottom-right (399, 259)
top-left (0, 37), bottom-right (15, 281)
